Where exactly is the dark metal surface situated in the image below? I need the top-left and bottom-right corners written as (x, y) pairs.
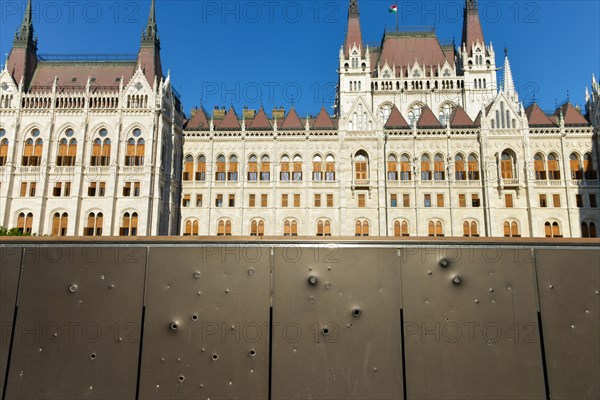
top-left (535, 248), bottom-right (600, 399)
top-left (138, 246), bottom-right (271, 399)
top-left (401, 245), bottom-right (546, 399)
top-left (271, 247), bottom-right (404, 399)
top-left (5, 246), bottom-right (146, 400)
top-left (0, 246), bottom-right (22, 396)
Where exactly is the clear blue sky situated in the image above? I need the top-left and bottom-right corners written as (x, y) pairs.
top-left (1, 0), bottom-right (598, 117)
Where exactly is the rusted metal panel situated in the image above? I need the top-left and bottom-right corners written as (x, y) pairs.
top-left (0, 246), bottom-right (22, 396)
top-left (5, 245), bottom-right (146, 400)
top-left (271, 246), bottom-right (404, 399)
top-left (138, 246), bottom-right (270, 399)
top-left (400, 245), bottom-right (546, 399)
top-left (535, 248), bottom-right (600, 399)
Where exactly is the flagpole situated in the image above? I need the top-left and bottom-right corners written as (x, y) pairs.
top-left (396, 1), bottom-right (399, 31)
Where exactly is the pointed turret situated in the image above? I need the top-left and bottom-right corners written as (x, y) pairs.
top-left (344, 0), bottom-right (363, 56)
top-left (502, 48), bottom-right (518, 102)
top-left (461, 0), bottom-right (484, 55)
top-left (137, 0), bottom-right (163, 83)
top-left (6, 0), bottom-right (38, 89)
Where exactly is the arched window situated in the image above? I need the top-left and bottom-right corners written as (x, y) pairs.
top-left (501, 151), bottom-right (516, 179)
top-left (387, 154), bottom-right (398, 181)
top-left (354, 152), bottom-right (368, 182)
top-left (468, 154), bottom-right (480, 180)
top-left (22, 137), bottom-right (43, 166)
top-left (503, 221), bottom-right (520, 237)
top-left (439, 104), bottom-right (452, 126)
top-left (260, 155), bottom-right (271, 181)
top-left (284, 219), bottom-right (298, 236)
top-left (316, 219), bottom-right (332, 237)
top-left (228, 155), bottom-right (238, 181)
top-left (215, 154), bottom-right (226, 181)
top-left (581, 221), bottom-right (597, 238)
top-left (583, 152), bottom-right (597, 180)
top-left (52, 212), bottom-right (68, 236)
top-left (247, 155), bottom-right (258, 181)
top-left (217, 220), bottom-right (232, 236)
top-left (400, 154), bottom-right (412, 181)
top-left (120, 212), bottom-right (138, 236)
top-left (250, 220), bottom-right (265, 236)
top-left (292, 155), bottom-right (303, 181)
top-left (135, 138), bottom-right (145, 166)
top-left (547, 153), bottom-right (560, 180)
top-left (312, 155), bottom-right (323, 181)
top-left (407, 104), bottom-right (422, 127)
top-left (0, 139), bottom-right (8, 166)
top-left (196, 155), bottom-right (207, 181)
top-left (463, 220), bottom-right (479, 237)
top-left (280, 155), bottom-right (290, 181)
top-left (394, 220), bottom-right (409, 237)
top-left (355, 219), bottom-right (369, 237)
top-left (85, 212), bottom-right (103, 236)
top-left (91, 138), bottom-right (111, 166)
top-left (434, 154), bottom-right (445, 180)
top-left (534, 153), bottom-right (546, 180)
top-left (379, 103), bottom-right (392, 122)
top-left (455, 154), bottom-right (466, 180)
top-left (421, 154), bottom-right (432, 181)
top-left (570, 153), bottom-right (582, 180)
top-left (325, 154), bottom-right (336, 181)
top-left (544, 221), bottom-right (562, 238)
top-left (17, 212), bottom-right (33, 234)
top-left (427, 220), bottom-right (444, 237)
top-left (184, 220), bottom-right (199, 236)
top-left (183, 155), bottom-right (194, 181)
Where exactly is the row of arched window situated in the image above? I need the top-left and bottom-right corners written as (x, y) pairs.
top-left (0, 128), bottom-right (145, 167)
top-left (500, 151), bottom-right (597, 181)
top-left (15, 211), bottom-right (139, 236)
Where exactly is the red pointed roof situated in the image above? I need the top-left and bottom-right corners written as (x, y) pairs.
top-left (279, 108), bottom-right (304, 130)
top-left (525, 104), bottom-right (556, 127)
top-left (461, 0), bottom-right (485, 54)
top-left (216, 107), bottom-right (241, 130)
top-left (311, 107), bottom-right (336, 130)
top-left (247, 107), bottom-right (272, 130)
top-left (345, 0), bottom-right (362, 56)
top-left (449, 106), bottom-right (476, 128)
top-left (186, 107), bottom-right (210, 130)
top-left (384, 105), bottom-right (410, 129)
top-left (379, 32), bottom-right (454, 70)
top-left (417, 105), bottom-right (442, 129)
top-left (474, 111), bottom-right (482, 126)
top-left (554, 103), bottom-right (589, 126)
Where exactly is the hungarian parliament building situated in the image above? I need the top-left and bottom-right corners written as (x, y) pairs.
top-left (0, 0), bottom-right (599, 238)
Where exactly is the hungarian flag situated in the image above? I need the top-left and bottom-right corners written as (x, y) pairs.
top-left (389, 4), bottom-right (398, 13)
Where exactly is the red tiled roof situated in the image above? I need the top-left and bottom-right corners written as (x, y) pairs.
top-left (247, 107), bottom-right (272, 130)
top-left (417, 105), bottom-right (442, 129)
top-left (345, 16), bottom-right (363, 56)
top-left (216, 107), bottom-right (241, 130)
top-left (462, 6), bottom-right (485, 54)
top-left (29, 62), bottom-right (136, 88)
top-left (554, 103), bottom-right (589, 126)
top-left (311, 107), bottom-right (335, 130)
top-left (449, 106), bottom-right (476, 128)
top-left (384, 105), bottom-right (410, 129)
top-left (378, 32), bottom-right (454, 70)
top-left (279, 108), bottom-right (304, 130)
top-left (474, 111), bottom-right (482, 126)
top-left (185, 107), bottom-right (210, 130)
top-left (525, 104), bottom-right (556, 127)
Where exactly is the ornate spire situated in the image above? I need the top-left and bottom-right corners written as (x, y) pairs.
top-left (14, 0), bottom-right (36, 48)
top-left (461, 0), bottom-right (484, 54)
top-left (142, 0), bottom-right (158, 45)
top-left (344, 0), bottom-right (363, 56)
top-left (349, 0), bottom-right (359, 17)
top-left (503, 49), bottom-right (515, 94)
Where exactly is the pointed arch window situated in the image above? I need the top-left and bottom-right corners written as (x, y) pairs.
top-left (284, 219), bottom-right (298, 237)
top-left (547, 153), bottom-right (560, 180)
top-left (312, 155), bottom-right (323, 181)
top-left (17, 212), bottom-right (33, 234)
top-left (260, 155), bottom-right (271, 181)
top-left (544, 221), bottom-right (562, 238)
top-left (325, 155), bottom-right (336, 181)
top-left (570, 153), bottom-right (582, 180)
top-left (56, 137), bottom-right (77, 166)
top-left (250, 219), bottom-right (265, 236)
top-left (228, 155), bottom-right (238, 181)
top-left (126, 137), bottom-right (145, 166)
top-left (463, 220), bottom-right (479, 237)
top-left (455, 154), bottom-right (466, 180)
top-left (501, 151), bottom-right (516, 179)
top-left (280, 155), bottom-right (290, 181)
top-left (184, 219), bottom-right (199, 236)
top-left (52, 212), bottom-right (69, 236)
top-left (581, 221), bottom-right (597, 238)
top-left (355, 219), bottom-right (369, 237)
top-left (428, 220), bottom-right (444, 237)
top-left (316, 219), bottom-right (331, 237)
top-left (0, 139), bottom-right (8, 166)
top-left (196, 155), bottom-right (207, 181)
top-left (387, 154), bottom-right (398, 181)
top-left (421, 154), bottom-right (432, 181)
top-left (120, 212), bottom-right (138, 236)
top-left (215, 154), bottom-right (226, 181)
top-left (247, 155), bottom-right (258, 181)
top-left (434, 154), bottom-right (445, 180)
top-left (468, 154), bottom-right (480, 180)
top-left (583, 152), bottom-right (597, 180)
top-left (400, 154), bottom-right (412, 181)
top-left (394, 220), bottom-right (409, 237)
top-left (84, 212), bottom-right (103, 236)
top-left (91, 138), bottom-right (111, 166)
top-left (183, 155), bottom-right (194, 181)
top-left (217, 219), bottom-right (232, 236)
top-left (354, 152), bottom-right (368, 182)
top-left (292, 155), bottom-right (303, 181)
top-left (534, 153), bottom-right (546, 180)
top-left (503, 221), bottom-right (520, 237)
top-left (22, 138), bottom-right (43, 166)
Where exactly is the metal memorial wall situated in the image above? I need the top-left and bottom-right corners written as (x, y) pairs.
top-left (0, 239), bottom-right (598, 400)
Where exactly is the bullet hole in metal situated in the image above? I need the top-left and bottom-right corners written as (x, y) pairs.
top-left (549, 285), bottom-right (554, 289)
top-left (247, 268), bottom-right (255, 276)
top-left (212, 354), bottom-right (219, 361)
top-left (100, 275), bottom-right (105, 280)
top-left (327, 266), bottom-right (332, 271)
top-left (170, 322), bottom-right (179, 331)
top-left (160, 358), bottom-right (165, 362)
top-left (249, 349), bottom-right (256, 357)
top-left (192, 314), bottom-right (198, 321)
top-left (118, 337), bottom-right (123, 342)
top-left (308, 276), bottom-right (318, 286)
top-left (229, 381), bottom-right (233, 386)
top-left (179, 375), bottom-right (185, 382)
top-left (308, 297), bottom-right (315, 304)
top-left (250, 369), bottom-right (254, 373)
top-left (69, 284), bottom-right (78, 293)
top-left (489, 288), bottom-right (494, 292)
top-left (452, 276), bottom-right (462, 285)
top-left (197, 291), bottom-right (202, 296)
top-left (193, 271), bottom-right (201, 279)
top-left (200, 384), bottom-right (204, 388)
top-left (373, 367), bottom-right (378, 372)
top-left (109, 284), bottom-right (115, 289)
top-left (308, 267), bottom-right (313, 272)
top-left (322, 327), bottom-right (330, 336)
top-left (89, 386), bottom-right (93, 390)
top-left (571, 324), bottom-right (575, 329)
top-left (177, 358), bottom-right (181, 362)
top-left (595, 290), bottom-right (599, 295)
top-left (475, 299), bottom-right (479, 304)
top-left (439, 257), bottom-right (449, 267)
top-left (352, 308), bottom-right (361, 317)
top-left (427, 271), bottom-right (432, 275)
top-left (90, 353), bottom-right (96, 360)
top-left (325, 282), bottom-right (332, 290)
top-left (347, 324), bottom-right (352, 328)
top-left (53, 333), bottom-right (58, 337)
top-left (225, 289), bottom-right (230, 293)
top-left (585, 310), bottom-right (590, 314)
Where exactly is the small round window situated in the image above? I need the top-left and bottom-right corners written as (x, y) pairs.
top-left (99, 129), bottom-right (108, 137)
top-left (133, 129), bottom-right (142, 137)
top-left (32, 129), bottom-right (40, 137)
top-left (65, 129), bottom-right (74, 137)
top-left (0, 129), bottom-right (5, 138)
